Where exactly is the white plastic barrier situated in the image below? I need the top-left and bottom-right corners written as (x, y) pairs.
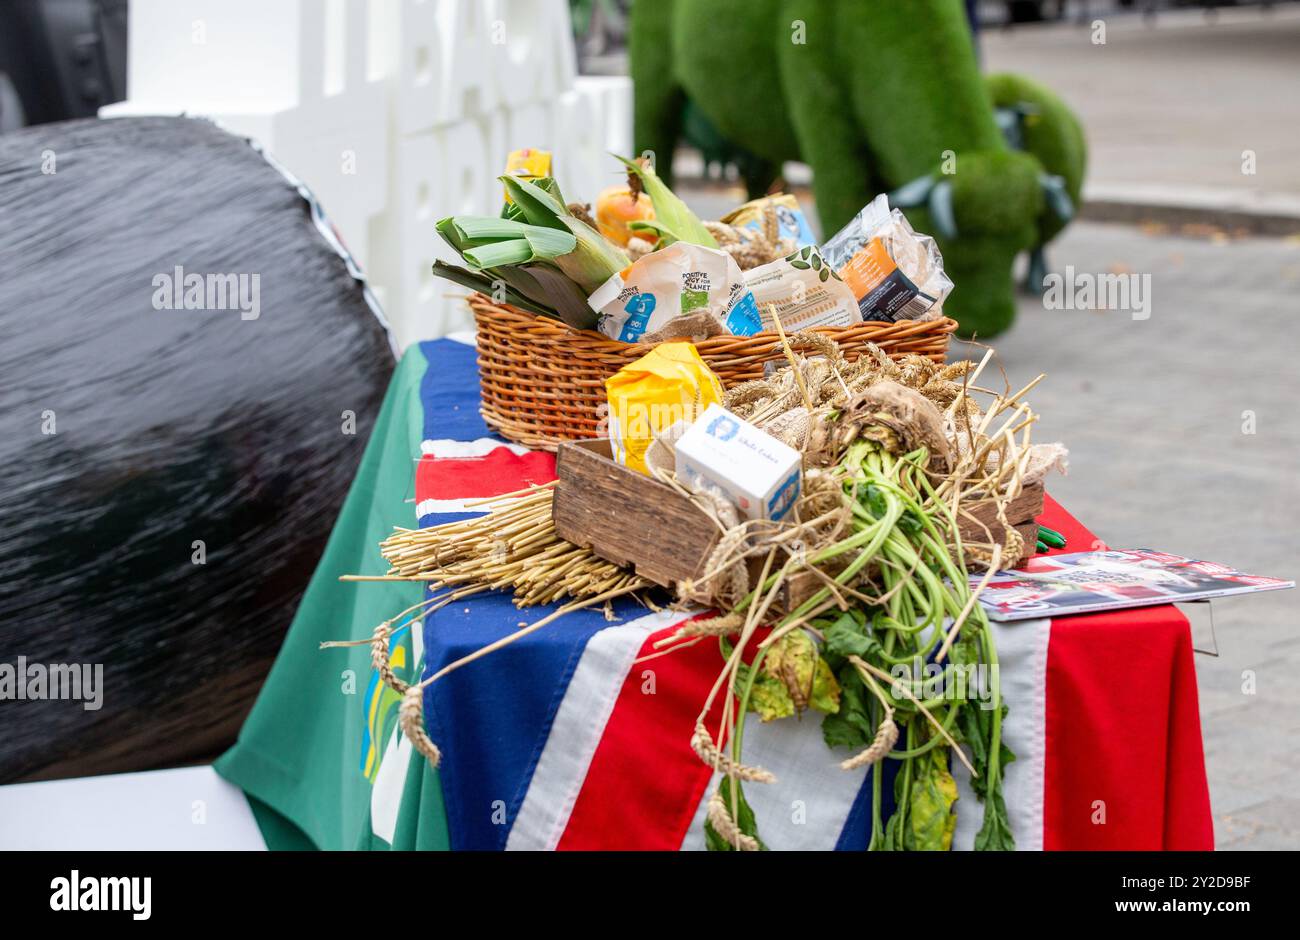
top-left (102, 0), bottom-right (632, 349)
top-left (0, 766), bottom-right (266, 850)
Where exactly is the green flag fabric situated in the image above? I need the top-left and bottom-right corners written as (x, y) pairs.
top-left (214, 345), bottom-right (450, 850)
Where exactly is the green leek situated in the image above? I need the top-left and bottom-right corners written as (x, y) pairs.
top-left (500, 176), bottom-right (629, 294)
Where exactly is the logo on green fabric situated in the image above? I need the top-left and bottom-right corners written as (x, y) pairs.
top-left (361, 620), bottom-right (424, 781)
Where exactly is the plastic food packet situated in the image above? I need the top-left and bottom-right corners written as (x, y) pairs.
top-left (744, 245), bottom-right (859, 331)
top-left (821, 194), bottom-right (953, 322)
top-left (605, 342), bottom-right (725, 475)
top-left (588, 242), bottom-right (762, 343)
top-left (502, 148), bottom-right (552, 204)
top-left (720, 193), bottom-right (817, 249)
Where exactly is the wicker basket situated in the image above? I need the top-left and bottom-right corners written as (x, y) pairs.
top-left (470, 293), bottom-right (958, 451)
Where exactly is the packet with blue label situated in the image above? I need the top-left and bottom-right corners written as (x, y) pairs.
top-left (744, 245), bottom-right (859, 332)
top-left (720, 193), bottom-right (817, 249)
top-left (588, 242), bottom-right (762, 343)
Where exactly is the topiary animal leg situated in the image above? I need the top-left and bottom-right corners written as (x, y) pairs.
top-left (741, 155), bottom-right (779, 200)
top-left (940, 236), bottom-right (1021, 338)
top-left (630, 0), bottom-right (686, 186)
top-left (775, 4), bottom-right (876, 235)
top-left (1024, 244), bottom-right (1050, 295)
top-left (928, 149), bottom-right (1043, 338)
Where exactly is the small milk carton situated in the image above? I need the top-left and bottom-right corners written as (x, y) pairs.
top-left (675, 404), bottom-right (802, 522)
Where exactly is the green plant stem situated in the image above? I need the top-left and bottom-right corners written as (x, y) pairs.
top-left (886, 706), bottom-right (957, 759)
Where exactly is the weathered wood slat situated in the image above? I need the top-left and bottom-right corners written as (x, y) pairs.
top-left (554, 443), bottom-right (1048, 604)
top-left (553, 439), bottom-right (716, 587)
top-left (554, 440), bottom-right (819, 610)
top-left (957, 483), bottom-right (1044, 543)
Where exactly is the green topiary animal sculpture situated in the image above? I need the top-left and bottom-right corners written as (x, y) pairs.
top-left (629, 0), bottom-right (1087, 337)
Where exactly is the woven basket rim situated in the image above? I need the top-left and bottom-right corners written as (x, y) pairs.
top-left (466, 292), bottom-right (958, 351)
top-left (468, 292), bottom-right (957, 451)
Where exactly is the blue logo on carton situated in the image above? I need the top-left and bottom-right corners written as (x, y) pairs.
top-left (618, 292), bottom-right (656, 343)
top-left (767, 470), bottom-right (801, 521)
top-left (706, 413), bottom-right (740, 442)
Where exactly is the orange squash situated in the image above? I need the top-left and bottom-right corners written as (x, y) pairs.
top-left (595, 185), bottom-right (654, 247)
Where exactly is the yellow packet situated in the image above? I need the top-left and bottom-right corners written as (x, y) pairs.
top-left (720, 193), bottom-right (817, 248)
top-left (605, 342), bottom-right (724, 475)
top-left (503, 148), bottom-right (552, 204)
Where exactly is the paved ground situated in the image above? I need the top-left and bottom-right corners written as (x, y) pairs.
top-left (684, 175), bottom-right (1300, 849)
top-left (980, 5), bottom-right (1300, 206)
top-left (991, 220), bottom-right (1300, 850)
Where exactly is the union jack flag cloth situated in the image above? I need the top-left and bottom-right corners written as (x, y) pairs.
top-left (217, 337), bottom-right (1214, 851)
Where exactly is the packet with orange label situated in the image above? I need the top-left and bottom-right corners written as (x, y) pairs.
top-left (822, 195), bottom-right (953, 322)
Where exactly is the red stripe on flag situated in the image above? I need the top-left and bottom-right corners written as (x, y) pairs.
top-left (415, 448), bottom-right (556, 504)
top-left (1037, 495), bottom-right (1213, 850)
top-left (557, 616), bottom-right (727, 850)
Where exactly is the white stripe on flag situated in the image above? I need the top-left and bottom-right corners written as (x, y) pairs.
top-left (420, 438), bottom-right (531, 458)
top-left (680, 714), bottom-right (871, 851)
top-left (415, 498), bottom-right (478, 518)
top-left (680, 617), bottom-right (1053, 851)
top-left (505, 609), bottom-right (688, 851)
top-left (952, 617), bottom-right (1051, 851)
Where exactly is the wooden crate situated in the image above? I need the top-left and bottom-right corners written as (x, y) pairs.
top-left (552, 441), bottom-right (1045, 598)
top-left (957, 483), bottom-right (1044, 553)
top-left (553, 440), bottom-right (821, 611)
top-left (553, 438), bottom-right (716, 588)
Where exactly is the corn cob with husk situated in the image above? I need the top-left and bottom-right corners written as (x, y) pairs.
top-left (616, 154), bottom-right (718, 250)
top-left (434, 209), bottom-right (605, 329)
